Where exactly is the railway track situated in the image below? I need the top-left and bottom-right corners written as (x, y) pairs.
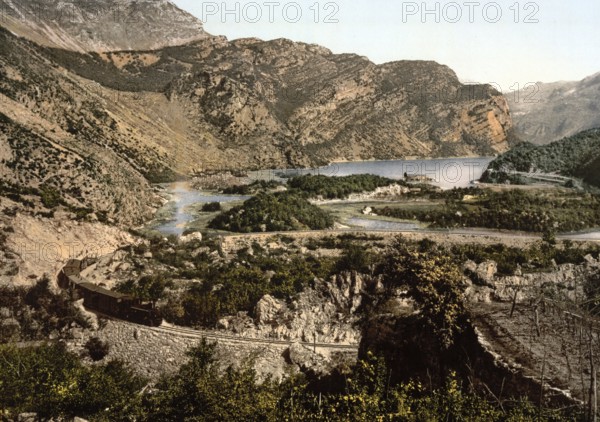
top-left (90, 309), bottom-right (359, 351)
top-left (150, 323), bottom-right (359, 351)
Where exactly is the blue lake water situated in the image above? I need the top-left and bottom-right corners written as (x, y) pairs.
top-left (250, 157), bottom-right (494, 189)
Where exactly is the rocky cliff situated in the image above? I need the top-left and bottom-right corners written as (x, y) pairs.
top-left (0, 0), bottom-right (514, 191)
top-left (36, 35), bottom-right (513, 170)
top-left (217, 271), bottom-right (376, 345)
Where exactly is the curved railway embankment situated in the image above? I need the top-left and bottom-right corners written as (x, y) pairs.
top-left (60, 260), bottom-right (358, 379)
top-left (70, 317), bottom-right (358, 380)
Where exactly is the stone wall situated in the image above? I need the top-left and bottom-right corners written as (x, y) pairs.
top-left (69, 319), bottom-right (356, 381)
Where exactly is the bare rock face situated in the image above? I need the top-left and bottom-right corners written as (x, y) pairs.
top-left (162, 40), bottom-right (513, 167)
top-left (465, 255), bottom-right (600, 304)
top-left (286, 342), bottom-right (333, 377)
top-left (464, 260), bottom-right (498, 285)
top-left (25, 32), bottom-right (513, 171)
top-left (0, 0), bottom-right (209, 52)
top-left (221, 272), bottom-right (377, 345)
top-left (180, 232), bottom-right (203, 244)
top-left (255, 294), bottom-right (284, 325)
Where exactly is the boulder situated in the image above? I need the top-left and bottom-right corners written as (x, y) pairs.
top-left (287, 342), bottom-right (330, 377)
top-left (255, 295), bottom-right (285, 325)
top-left (181, 232), bottom-right (203, 243)
top-left (476, 261), bottom-right (497, 284)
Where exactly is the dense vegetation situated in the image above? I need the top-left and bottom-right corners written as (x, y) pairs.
top-left (287, 174), bottom-right (400, 199)
top-left (481, 128), bottom-right (600, 187)
top-left (201, 201), bottom-right (222, 212)
top-left (0, 276), bottom-right (89, 343)
top-left (208, 191), bottom-right (334, 232)
top-left (161, 252), bottom-right (335, 328)
top-left (378, 239), bottom-right (468, 349)
top-left (0, 343), bottom-right (144, 420)
top-left (375, 188), bottom-right (600, 233)
top-left (221, 180), bottom-right (284, 195)
top-left (0, 340), bottom-right (576, 421)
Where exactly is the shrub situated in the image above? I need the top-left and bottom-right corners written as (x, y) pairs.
top-left (85, 337), bottom-right (110, 361)
top-left (201, 202), bottom-right (221, 212)
top-left (208, 192), bottom-right (334, 232)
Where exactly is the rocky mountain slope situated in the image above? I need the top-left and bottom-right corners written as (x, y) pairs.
top-left (38, 36), bottom-right (513, 170)
top-left (0, 0), bottom-right (514, 284)
top-left (0, 26), bottom-right (172, 225)
top-left (509, 72), bottom-right (600, 144)
top-left (0, 0), bottom-right (208, 52)
top-left (0, 0), bottom-right (515, 174)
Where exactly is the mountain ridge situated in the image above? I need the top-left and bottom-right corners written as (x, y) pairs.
top-left (509, 72), bottom-right (600, 144)
top-left (0, 0), bottom-right (209, 52)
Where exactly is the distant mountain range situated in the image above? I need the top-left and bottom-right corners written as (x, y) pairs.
top-left (0, 0), bottom-right (513, 225)
top-left (509, 72), bottom-right (600, 144)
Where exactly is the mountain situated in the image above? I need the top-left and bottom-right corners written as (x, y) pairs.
top-left (509, 72), bottom-right (600, 144)
top-left (0, 0), bottom-right (514, 227)
top-left (0, 26), bottom-right (165, 226)
top-left (481, 128), bottom-right (600, 188)
top-left (0, 0), bottom-right (208, 52)
top-left (36, 36), bottom-right (513, 170)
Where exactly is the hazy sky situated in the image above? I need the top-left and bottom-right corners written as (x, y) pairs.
top-left (173, 0), bottom-right (600, 90)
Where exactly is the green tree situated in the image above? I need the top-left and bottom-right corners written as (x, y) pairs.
top-left (379, 240), bottom-right (467, 349)
top-left (85, 337), bottom-right (110, 361)
top-left (142, 339), bottom-right (279, 421)
top-left (0, 343), bottom-right (143, 420)
top-left (336, 242), bottom-right (375, 274)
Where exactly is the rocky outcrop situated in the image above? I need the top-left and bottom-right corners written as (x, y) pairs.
top-left (180, 232), bottom-right (203, 244)
top-left (286, 342), bottom-right (339, 378)
top-left (465, 254), bottom-right (600, 304)
top-left (218, 272), bottom-right (377, 345)
top-left (1, 208), bottom-right (136, 286)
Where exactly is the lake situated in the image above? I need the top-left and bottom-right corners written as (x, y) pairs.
top-left (153, 157), bottom-right (495, 235)
top-left (250, 157), bottom-right (494, 189)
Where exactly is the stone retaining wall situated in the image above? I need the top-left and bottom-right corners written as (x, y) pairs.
top-left (69, 319), bottom-right (352, 380)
